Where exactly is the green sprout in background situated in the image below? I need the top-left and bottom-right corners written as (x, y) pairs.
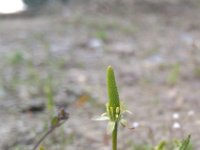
top-left (33, 108), bottom-right (69, 150)
top-left (154, 135), bottom-right (192, 150)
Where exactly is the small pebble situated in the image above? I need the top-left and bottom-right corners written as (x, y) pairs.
top-left (132, 122), bottom-right (139, 128)
top-left (188, 110), bottom-right (195, 116)
top-left (172, 122), bottom-right (181, 129)
top-left (172, 113), bottom-right (180, 119)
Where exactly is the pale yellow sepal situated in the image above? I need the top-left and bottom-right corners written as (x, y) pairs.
top-left (107, 121), bottom-right (115, 134)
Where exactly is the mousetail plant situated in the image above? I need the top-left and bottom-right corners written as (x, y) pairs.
top-left (94, 66), bottom-right (131, 150)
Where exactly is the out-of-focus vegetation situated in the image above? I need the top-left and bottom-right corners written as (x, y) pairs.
top-left (0, 0), bottom-right (200, 149)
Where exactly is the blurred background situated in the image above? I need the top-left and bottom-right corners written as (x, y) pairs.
top-left (0, 0), bottom-right (200, 149)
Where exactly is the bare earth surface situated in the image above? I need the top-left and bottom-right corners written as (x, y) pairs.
top-left (0, 0), bottom-right (200, 149)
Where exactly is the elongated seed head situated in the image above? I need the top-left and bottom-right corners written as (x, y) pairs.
top-left (107, 66), bottom-right (120, 121)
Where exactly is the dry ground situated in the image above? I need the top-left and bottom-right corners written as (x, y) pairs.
top-left (0, 0), bottom-right (200, 149)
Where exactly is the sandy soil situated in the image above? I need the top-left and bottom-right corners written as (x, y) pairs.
top-left (0, 0), bottom-right (200, 149)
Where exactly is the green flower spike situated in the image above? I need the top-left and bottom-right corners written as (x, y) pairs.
top-left (107, 65), bottom-right (120, 122)
top-left (94, 66), bottom-right (131, 150)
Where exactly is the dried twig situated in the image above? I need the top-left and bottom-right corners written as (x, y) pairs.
top-left (32, 108), bottom-right (69, 150)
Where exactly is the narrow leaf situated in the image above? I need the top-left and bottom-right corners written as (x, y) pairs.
top-left (107, 121), bottom-right (115, 134)
top-left (93, 116), bottom-right (109, 121)
top-left (51, 116), bottom-right (59, 127)
top-left (155, 141), bottom-right (166, 150)
top-left (179, 135), bottom-right (191, 150)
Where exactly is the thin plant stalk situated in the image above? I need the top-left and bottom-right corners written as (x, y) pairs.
top-left (95, 66), bottom-right (130, 150)
top-left (112, 122), bottom-right (118, 150)
top-left (107, 66), bottom-right (120, 150)
top-left (32, 125), bottom-right (56, 150)
top-left (33, 108), bottom-right (69, 150)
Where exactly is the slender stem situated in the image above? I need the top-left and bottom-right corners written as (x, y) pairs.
top-left (32, 126), bottom-right (56, 150)
top-left (112, 122), bottom-right (118, 150)
top-left (32, 121), bottom-right (65, 150)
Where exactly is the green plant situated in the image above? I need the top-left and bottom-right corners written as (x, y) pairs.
top-left (155, 141), bottom-right (166, 150)
top-left (107, 66), bottom-right (120, 150)
top-left (95, 66), bottom-right (131, 150)
top-left (178, 135), bottom-right (192, 150)
top-left (9, 51), bottom-right (24, 65)
top-left (95, 30), bottom-right (107, 41)
top-left (167, 63), bottom-right (180, 86)
top-left (32, 66), bottom-right (193, 150)
top-left (43, 75), bottom-right (54, 114)
top-left (153, 135), bottom-right (192, 150)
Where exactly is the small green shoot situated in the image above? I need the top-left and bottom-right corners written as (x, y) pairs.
top-left (95, 30), bottom-right (107, 41)
top-left (155, 141), bottom-right (166, 150)
top-left (153, 135), bottom-right (192, 150)
top-left (44, 76), bottom-right (54, 115)
top-left (9, 51), bottom-right (24, 65)
top-left (95, 66), bottom-right (131, 150)
top-left (179, 135), bottom-right (192, 150)
top-left (167, 63), bottom-right (180, 86)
